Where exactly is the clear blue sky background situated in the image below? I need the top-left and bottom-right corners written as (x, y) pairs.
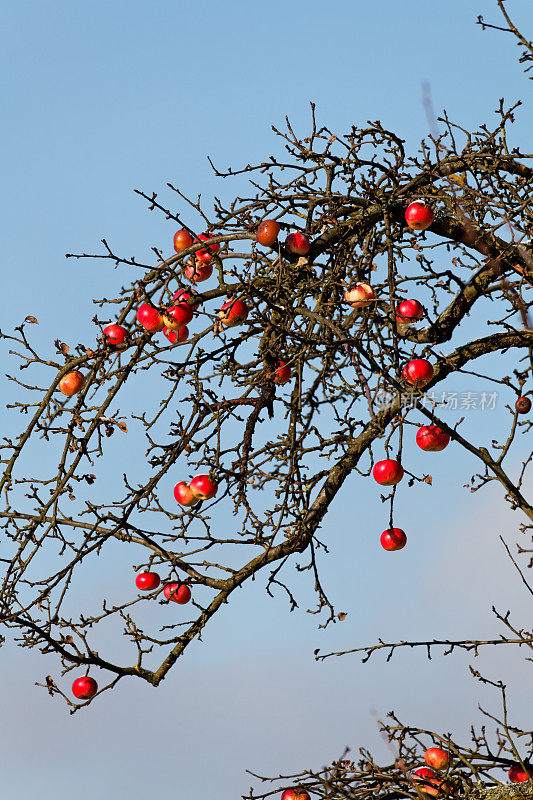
top-left (2, 2), bottom-right (533, 798)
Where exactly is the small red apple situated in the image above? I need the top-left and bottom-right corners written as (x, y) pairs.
top-left (163, 325), bottom-right (189, 344)
top-left (274, 360), bottom-right (292, 385)
top-left (137, 304), bottom-right (165, 333)
top-left (413, 768), bottom-right (437, 781)
top-left (405, 202), bottom-right (434, 231)
top-left (515, 396), bottom-right (531, 414)
top-left (185, 260), bottom-right (213, 282)
top-left (194, 233), bottom-right (220, 263)
top-left (413, 767), bottom-right (438, 794)
top-left (416, 425), bottom-right (450, 452)
top-left (172, 288), bottom-right (200, 308)
top-left (173, 482), bottom-right (199, 507)
top-left (59, 371), bottom-right (85, 396)
top-left (175, 584), bottom-right (192, 604)
top-left (373, 459), bottom-right (404, 486)
top-left (285, 232), bottom-right (310, 256)
top-left (509, 764), bottom-right (530, 783)
top-left (190, 474), bottom-right (218, 500)
top-left (396, 299), bottom-right (424, 323)
top-left (164, 582), bottom-right (192, 604)
top-left (257, 219), bottom-right (280, 247)
top-left (425, 779), bottom-right (453, 796)
top-left (162, 304), bottom-right (194, 331)
top-left (136, 572), bottom-right (161, 591)
top-left (344, 283), bottom-right (375, 309)
top-left (402, 359), bottom-right (434, 388)
top-left (219, 299), bottom-right (249, 327)
top-left (380, 528), bottom-right (407, 551)
top-left (425, 748), bottom-right (450, 771)
top-left (102, 324), bottom-right (127, 346)
top-left (173, 229), bottom-right (193, 252)
top-left (281, 790), bottom-right (311, 800)
top-left (412, 771), bottom-right (445, 797)
top-left (72, 676), bottom-right (98, 700)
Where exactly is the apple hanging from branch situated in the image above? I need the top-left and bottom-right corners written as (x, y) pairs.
top-left (416, 425), bottom-right (450, 452)
top-left (137, 304), bottom-right (165, 333)
top-left (344, 283), bottom-right (375, 309)
top-left (102, 324), bottom-right (128, 346)
top-left (396, 299), bottom-right (424, 323)
top-left (219, 299), bottom-right (249, 327)
top-left (257, 219), bottom-right (281, 247)
top-left (405, 202), bottom-right (434, 231)
top-left (58, 371), bottom-right (85, 397)
top-left (135, 572), bottom-right (161, 591)
top-left (173, 229), bottom-right (193, 252)
top-left (285, 232), bottom-right (310, 256)
top-left (380, 528), bottom-right (407, 551)
top-left (402, 359), bottom-right (434, 388)
top-left (72, 676), bottom-right (98, 700)
top-left (373, 459), bottom-right (404, 486)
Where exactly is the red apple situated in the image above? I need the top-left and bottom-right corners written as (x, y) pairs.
top-left (402, 359), bottom-right (434, 388)
top-left (190, 474), bottom-right (218, 500)
top-left (509, 765), bottom-right (530, 783)
top-left (412, 772), bottom-right (446, 797)
top-left (163, 325), bottom-right (189, 344)
top-left (413, 768), bottom-right (437, 781)
top-left (416, 425), bottom-right (450, 451)
top-left (102, 324), bottom-right (127, 346)
top-left (137, 303), bottom-right (165, 333)
top-left (136, 572), bottom-right (161, 591)
top-left (173, 229), bottom-right (193, 252)
top-left (175, 584), bottom-right (192, 604)
top-left (163, 582), bottom-right (177, 600)
top-left (173, 482), bottom-right (199, 507)
top-left (219, 299), bottom-right (249, 327)
top-left (281, 791), bottom-right (311, 800)
top-left (59, 371), bottom-right (85, 396)
top-left (257, 219), bottom-right (280, 247)
top-left (72, 676), bottom-right (98, 700)
top-left (380, 528), bottom-right (407, 551)
top-left (172, 288), bottom-right (200, 309)
top-left (164, 582), bottom-right (192, 604)
top-left (274, 360), bottom-right (292, 385)
top-left (194, 233), bottom-right (220, 263)
top-left (515, 396), bottom-right (531, 414)
top-left (185, 260), bottom-right (213, 283)
top-left (373, 459), bottom-right (404, 486)
top-left (162, 304), bottom-right (194, 331)
top-left (413, 767), bottom-right (438, 795)
top-left (425, 748), bottom-right (450, 771)
top-left (396, 299), bottom-right (424, 323)
top-left (405, 202), bottom-right (434, 231)
top-left (344, 283), bottom-right (375, 309)
top-left (425, 779), bottom-right (453, 796)
top-left (285, 232), bottom-right (310, 256)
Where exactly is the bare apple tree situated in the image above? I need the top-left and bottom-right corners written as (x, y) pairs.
top-left (1, 0), bottom-right (532, 795)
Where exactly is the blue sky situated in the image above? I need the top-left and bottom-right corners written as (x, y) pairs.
top-left (2, 2), bottom-right (533, 798)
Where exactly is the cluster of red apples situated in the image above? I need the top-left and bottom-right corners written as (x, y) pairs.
top-left (412, 747), bottom-right (454, 796)
top-left (411, 746), bottom-right (530, 795)
top-left (59, 224), bottom-right (303, 400)
top-left (71, 474), bottom-right (221, 698)
top-left (339, 203), bottom-right (531, 553)
top-left (174, 473), bottom-right (219, 506)
top-left (71, 574), bottom-right (194, 700)
top-left (61, 205), bottom-right (530, 701)
top-left (373, 362), bottom-right (445, 552)
top-left (279, 746), bottom-right (531, 800)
